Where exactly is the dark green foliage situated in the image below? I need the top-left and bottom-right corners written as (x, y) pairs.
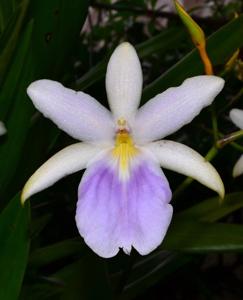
top-left (1, 1), bottom-right (243, 299)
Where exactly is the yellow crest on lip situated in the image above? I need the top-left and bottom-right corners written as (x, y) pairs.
top-left (112, 125), bottom-right (138, 180)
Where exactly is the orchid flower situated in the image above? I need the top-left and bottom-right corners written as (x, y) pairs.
top-left (229, 108), bottom-right (243, 177)
top-left (0, 121), bottom-right (6, 136)
top-left (22, 42), bottom-right (225, 258)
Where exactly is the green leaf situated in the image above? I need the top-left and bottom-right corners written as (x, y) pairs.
top-left (9, 118), bottom-right (61, 197)
top-left (0, 194), bottom-right (30, 300)
top-left (0, 0), bottom-right (29, 81)
top-left (29, 0), bottom-right (89, 77)
top-left (142, 15), bottom-right (243, 102)
top-left (55, 254), bottom-right (113, 300)
top-left (119, 253), bottom-right (190, 300)
top-left (177, 192), bottom-right (243, 222)
top-left (0, 20), bottom-right (34, 199)
top-left (0, 0), bottom-right (15, 32)
top-left (136, 27), bottom-right (186, 58)
top-left (24, 254), bottom-right (113, 300)
top-left (0, 19), bottom-right (33, 120)
top-left (29, 238), bottom-right (85, 268)
top-left (162, 219), bottom-right (243, 252)
top-left (30, 213), bottom-right (52, 239)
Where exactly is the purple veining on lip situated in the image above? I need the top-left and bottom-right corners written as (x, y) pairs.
top-left (75, 157), bottom-right (173, 258)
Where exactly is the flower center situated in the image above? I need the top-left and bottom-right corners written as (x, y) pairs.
top-left (112, 118), bottom-right (138, 180)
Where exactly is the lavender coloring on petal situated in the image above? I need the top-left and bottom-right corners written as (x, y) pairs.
top-left (75, 155), bottom-right (173, 258)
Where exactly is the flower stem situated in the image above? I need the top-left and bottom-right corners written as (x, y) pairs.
top-left (217, 129), bottom-right (243, 148)
top-left (198, 44), bottom-right (213, 75)
top-left (210, 105), bottom-right (219, 142)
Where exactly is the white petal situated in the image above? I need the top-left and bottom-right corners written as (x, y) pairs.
top-left (21, 143), bottom-right (106, 203)
top-left (233, 154), bottom-right (243, 177)
top-left (145, 140), bottom-right (225, 198)
top-left (27, 80), bottom-right (114, 143)
top-left (106, 42), bottom-right (143, 122)
top-left (229, 108), bottom-right (243, 130)
top-left (133, 76), bottom-right (225, 143)
top-left (0, 121), bottom-right (6, 135)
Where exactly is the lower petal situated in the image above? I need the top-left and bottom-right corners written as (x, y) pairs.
top-left (75, 153), bottom-right (172, 258)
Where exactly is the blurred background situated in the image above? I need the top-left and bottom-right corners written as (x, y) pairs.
top-left (1, 0), bottom-right (243, 299)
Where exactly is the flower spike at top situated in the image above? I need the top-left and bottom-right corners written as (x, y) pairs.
top-left (229, 108), bottom-right (243, 177)
top-left (22, 42), bottom-right (225, 258)
top-left (174, 0), bottom-right (213, 75)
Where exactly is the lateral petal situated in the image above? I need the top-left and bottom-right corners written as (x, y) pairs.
top-left (133, 76), bottom-right (224, 143)
top-left (106, 42), bottom-right (143, 122)
top-left (145, 140), bottom-right (225, 198)
top-left (21, 143), bottom-right (105, 203)
top-left (27, 80), bottom-right (114, 143)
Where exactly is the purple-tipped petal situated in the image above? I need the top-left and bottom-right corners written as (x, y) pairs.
top-left (75, 154), bottom-right (172, 258)
top-left (27, 80), bottom-right (115, 143)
